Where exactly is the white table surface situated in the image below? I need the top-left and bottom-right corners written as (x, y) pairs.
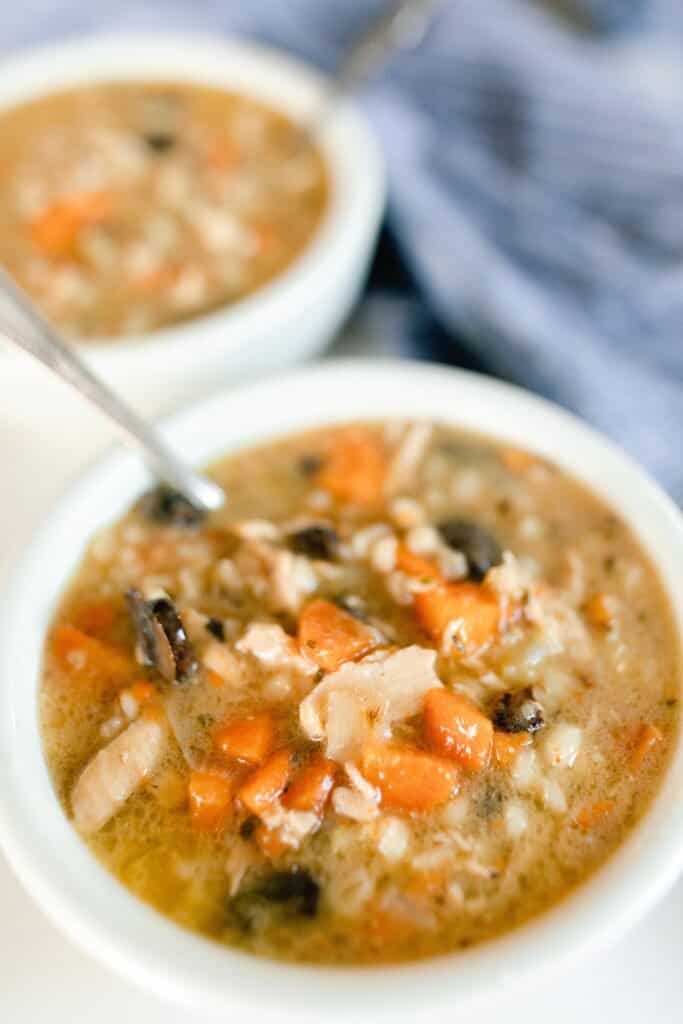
top-left (1, 335), bottom-right (681, 1022)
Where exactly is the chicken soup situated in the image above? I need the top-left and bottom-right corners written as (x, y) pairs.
top-left (0, 82), bottom-right (328, 340)
top-left (40, 423), bottom-right (680, 964)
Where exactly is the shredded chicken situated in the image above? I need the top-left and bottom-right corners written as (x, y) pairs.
top-left (234, 538), bottom-right (317, 613)
top-left (71, 716), bottom-right (165, 833)
top-left (202, 641), bottom-right (243, 683)
top-left (236, 622), bottom-right (316, 676)
top-left (299, 645), bottom-right (442, 760)
top-left (331, 762), bottom-right (380, 822)
top-left (260, 800), bottom-right (320, 848)
top-left (384, 422), bottom-right (432, 495)
top-left (225, 837), bottom-right (259, 896)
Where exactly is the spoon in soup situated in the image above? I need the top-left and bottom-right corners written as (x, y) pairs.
top-left (0, 266), bottom-right (225, 513)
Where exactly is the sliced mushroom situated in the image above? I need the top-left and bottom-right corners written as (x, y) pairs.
top-left (126, 588), bottom-right (197, 684)
top-left (493, 688), bottom-right (545, 734)
top-left (288, 524), bottom-right (338, 561)
top-left (437, 519), bottom-right (502, 582)
top-left (231, 869), bottom-right (320, 931)
top-left (136, 485), bottom-right (206, 528)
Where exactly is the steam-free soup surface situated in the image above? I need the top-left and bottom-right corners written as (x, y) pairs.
top-left (41, 423), bottom-right (680, 964)
top-left (0, 82), bottom-right (328, 340)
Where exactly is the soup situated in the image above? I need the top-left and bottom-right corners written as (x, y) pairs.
top-left (40, 422), bottom-right (680, 964)
top-left (0, 83), bottom-right (328, 340)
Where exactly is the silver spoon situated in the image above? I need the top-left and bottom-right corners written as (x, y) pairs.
top-left (0, 267), bottom-right (225, 513)
top-left (291, 0), bottom-right (444, 152)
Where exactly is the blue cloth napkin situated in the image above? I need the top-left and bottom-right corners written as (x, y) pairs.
top-left (3, 1), bottom-right (683, 500)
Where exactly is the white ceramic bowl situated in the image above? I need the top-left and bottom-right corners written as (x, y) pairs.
top-left (0, 35), bottom-right (385, 413)
top-left (0, 360), bottom-right (682, 1020)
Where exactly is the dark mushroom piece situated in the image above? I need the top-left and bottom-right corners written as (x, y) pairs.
top-left (143, 131), bottom-right (176, 152)
top-left (230, 869), bottom-right (320, 932)
top-left (288, 524), bottom-right (338, 561)
top-left (126, 588), bottom-right (198, 684)
top-left (136, 484), bottom-right (206, 528)
top-left (205, 617), bottom-right (225, 642)
top-left (437, 518), bottom-right (502, 582)
top-left (493, 688), bottom-right (544, 734)
top-left (299, 454), bottom-right (324, 477)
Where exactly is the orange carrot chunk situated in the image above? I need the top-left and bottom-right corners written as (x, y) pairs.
top-left (254, 822), bottom-right (290, 859)
top-left (188, 771), bottom-right (233, 831)
top-left (298, 598), bottom-right (376, 672)
top-left (584, 593), bottom-right (617, 629)
top-left (492, 731), bottom-right (532, 770)
top-left (73, 600), bottom-right (117, 636)
top-left (361, 742), bottom-right (459, 812)
top-left (423, 688), bottom-right (493, 772)
top-left (315, 428), bottom-right (387, 505)
top-left (413, 582), bottom-right (500, 654)
top-left (214, 712), bottom-right (276, 766)
top-left (574, 799), bottom-right (615, 830)
top-left (629, 722), bottom-right (663, 772)
top-left (501, 447), bottom-right (537, 474)
top-left (395, 544), bottom-right (440, 581)
top-left (51, 624), bottom-right (133, 686)
top-left (282, 755), bottom-right (337, 814)
top-left (30, 190), bottom-right (113, 259)
top-left (238, 749), bottom-right (293, 817)
top-left (121, 680), bottom-right (156, 705)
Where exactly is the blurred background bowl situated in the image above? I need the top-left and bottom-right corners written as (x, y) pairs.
top-left (0, 33), bottom-right (386, 413)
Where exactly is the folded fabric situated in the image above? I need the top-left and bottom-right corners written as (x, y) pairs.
top-left (2, 0), bottom-right (682, 499)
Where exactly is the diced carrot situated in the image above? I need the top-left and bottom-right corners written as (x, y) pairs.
top-left (584, 593), bottom-right (617, 629)
top-left (492, 731), bottom-right (532, 769)
top-left (206, 134), bottom-right (240, 172)
top-left (73, 600), bottom-right (117, 636)
top-left (298, 598), bottom-right (376, 672)
top-left (30, 190), bottom-right (113, 259)
top-left (413, 582), bottom-right (500, 654)
top-left (423, 688), bottom-right (493, 772)
top-left (127, 680), bottom-right (156, 704)
top-left (574, 799), bottom-right (616, 830)
top-left (188, 771), bottom-right (233, 831)
top-left (629, 722), bottom-right (663, 772)
top-left (214, 712), bottom-right (276, 766)
top-left (130, 263), bottom-right (181, 294)
top-left (51, 624), bottom-right (133, 686)
top-left (367, 906), bottom-right (419, 945)
top-left (206, 669), bottom-right (225, 689)
top-left (501, 447), bottom-right (536, 474)
top-left (238, 749), bottom-right (293, 817)
top-left (361, 742), bottom-right (459, 812)
top-left (395, 544), bottom-right (440, 581)
top-left (315, 428), bottom-right (387, 505)
top-left (283, 755), bottom-right (337, 814)
top-left (254, 822), bottom-right (289, 859)
top-left (252, 221), bottom-right (282, 256)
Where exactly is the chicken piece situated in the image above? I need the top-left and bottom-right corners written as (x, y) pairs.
top-left (71, 716), bottom-right (165, 833)
top-left (299, 645), bottom-right (442, 761)
top-left (236, 622), bottom-right (317, 676)
top-left (384, 422), bottom-right (432, 495)
top-left (235, 540), bottom-right (316, 613)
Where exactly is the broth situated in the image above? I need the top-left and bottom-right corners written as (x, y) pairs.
top-left (40, 422), bottom-right (680, 963)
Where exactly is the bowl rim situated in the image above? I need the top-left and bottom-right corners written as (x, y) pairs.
top-left (0, 32), bottom-right (385, 359)
top-left (1, 358), bottom-right (682, 1017)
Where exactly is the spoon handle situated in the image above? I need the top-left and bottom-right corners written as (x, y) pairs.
top-left (300, 0), bottom-right (443, 142)
top-left (0, 268), bottom-right (225, 512)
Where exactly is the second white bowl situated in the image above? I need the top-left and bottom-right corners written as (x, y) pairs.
top-left (0, 34), bottom-right (385, 413)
